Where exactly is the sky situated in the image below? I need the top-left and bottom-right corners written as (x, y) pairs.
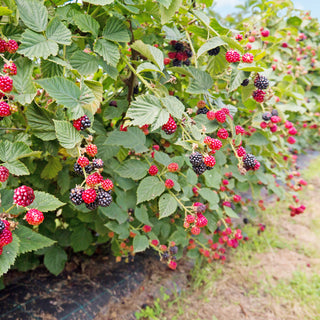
top-left (213, 0), bottom-right (320, 20)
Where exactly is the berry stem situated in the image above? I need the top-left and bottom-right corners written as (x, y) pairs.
top-left (4, 204), bottom-right (16, 214)
top-left (185, 31), bottom-right (198, 68)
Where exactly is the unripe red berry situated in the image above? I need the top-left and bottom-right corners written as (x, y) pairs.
top-left (25, 209), bottom-right (44, 226)
top-left (165, 179), bottom-right (174, 189)
top-left (148, 165), bottom-right (158, 176)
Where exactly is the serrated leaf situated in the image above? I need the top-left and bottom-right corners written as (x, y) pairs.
top-left (15, 225), bottom-right (56, 254)
top-left (26, 104), bottom-right (56, 141)
top-left (0, 140), bottom-right (34, 162)
top-left (224, 206), bottom-right (239, 218)
top-left (247, 132), bottom-right (269, 146)
top-left (207, 46), bottom-right (228, 75)
top-left (154, 151), bottom-right (171, 166)
top-left (135, 206), bottom-right (152, 226)
top-left (102, 17), bottom-right (130, 42)
top-left (0, 235), bottom-right (20, 277)
top-left (159, 193), bottom-right (177, 218)
top-left (199, 188), bottom-right (219, 208)
top-left (160, 0), bottom-right (182, 24)
top-left (187, 67), bottom-right (213, 94)
top-left (41, 59), bottom-right (63, 77)
top-left (16, 0), bottom-right (48, 32)
top-left (162, 25), bottom-right (184, 40)
top-left (69, 51), bottom-right (100, 75)
top-left (229, 67), bottom-right (247, 92)
top-left (158, 0), bottom-right (172, 8)
top-left (3, 160), bottom-right (29, 176)
top-left (46, 17), bottom-right (71, 45)
top-left (44, 246), bottom-right (67, 276)
top-left (133, 234), bottom-right (149, 253)
top-left (197, 37), bottom-right (227, 58)
top-left (137, 62), bottom-right (161, 74)
top-left (94, 39), bottom-right (120, 67)
top-left (12, 57), bottom-right (37, 105)
top-left (70, 226), bottom-right (93, 252)
top-left (99, 202), bottom-right (128, 224)
top-left (137, 176), bottom-right (165, 204)
top-left (242, 83), bottom-right (255, 102)
top-left (18, 29), bottom-right (58, 59)
top-left (160, 96), bottom-right (185, 119)
top-left (73, 14), bottom-right (100, 37)
top-left (82, 80), bottom-right (103, 114)
top-left (238, 63), bottom-right (264, 72)
top-left (115, 160), bottom-right (148, 180)
top-left (53, 120), bottom-right (82, 149)
top-left (28, 191), bottom-right (65, 212)
top-left (106, 127), bottom-right (147, 153)
top-left (41, 157), bottom-right (63, 179)
top-left (105, 221), bottom-right (130, 239)
top-left (131, 40), bottom-right (164, 71)
top-left (220, 35), bottom-right (244, 53)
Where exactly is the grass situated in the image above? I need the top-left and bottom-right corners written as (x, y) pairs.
top-left (135, 155), bottom-right (320, 320)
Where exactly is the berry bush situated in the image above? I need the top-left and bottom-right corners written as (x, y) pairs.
top-left (0, 0), bottom-right (320, 278)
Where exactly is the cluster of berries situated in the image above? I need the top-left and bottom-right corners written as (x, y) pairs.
top-left (0, 39), bottom-right (19, 121)
top-left (72, 114), bottom-right (91, 131)
top-left (70, 144), bottom-right (113, 210)
top-left (183, 202), bottom-right (208, 235)
top-left (289, 204), bottom-right (306, 217)
top-left (225, 50), bottom-right (254, 64)
top-left (152, 241), bottom-right (178, 270)
top-left (260, 109), bottom-right (281, 132)
top-left (284, 120), bottom-right (298, 144)
top-left (252, 74), bottom-right (270, 103)
top-left (189, 152), bottom-right (216, 175)
top-left (165, 40), bottom-right (193, 67)
top-left (206, 106), bottom-right (233, 124)
top-left (196, 100), bottom-right (209, 115)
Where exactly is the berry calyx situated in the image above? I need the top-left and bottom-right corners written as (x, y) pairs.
top-left (13, 185), bottom-right (35, 207)
top-left (148, 165), bottom-right (158, 176)
top-left (0, 166), bottom-right (9, 182)
top-left (86, 144), bottom-right (98, 157)
top-left (225, 50), bottom-right (241, 63)
top-left (82, 188), bottom-right (97, 204)
top-left (162, 115), bottom-right (177, 135)
top-left (25, 209), bottom-right (44, 226)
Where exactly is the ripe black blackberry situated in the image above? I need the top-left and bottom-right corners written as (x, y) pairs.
top-left (192, 162), bottom-right (207, 175)
top-left (185, 49), bottom-right (193, 58)
top-left (208, 46), bottom-right (220, 56)
top-left (92, 158), bottom-right (104, 169)
top-left (86, 199), bottom-right (99, 210)
top-left (243, 218), bottom-right (249, 224)
top-left (0, 220), bottom-right (5, 235)
top-left (133, 85), bottom-right (139, 95)
top-left (262, 112), bottom-right (272, 121)
top-left (243, 153), bottom-right (256, 170)
top-left (174, 42), bottom-right (184, 52)
top-left (73, 163), bottom-right (93, 176)
top-left (109, 100), bottom-right (117, 107)
top-left (97, 188), bottom-right (113, 207)
top-left (241, 79), bottom-right (249, 86)
top-left (80, 115), bottom-right (91, 130)
top-left (161, 252), bottom-right (170, 261)
top-left (183, 59), bottom-right (191, 66)
top-left (254, 74), bottom-right (269, 89)
top-left (172, 58), bottom-right (182, 67)
top-left (271, 109), bottom-right (278, 116)
top-left (196, 107), bottom-right (209, 115)
top-left (189, 152), bottom-right (203, 166)
top-left (205, 165), bottom-right (214, 171)
top-left (169, 246), bottom-right (178, 255)
top-left (69, 187), bottom-right (84, 205)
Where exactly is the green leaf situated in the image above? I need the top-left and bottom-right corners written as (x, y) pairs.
top-left (105, 221), bottom-right (130, 239)
top-left (0, 140), bottom-right (34, 162)
top-left (161, 96), bottom-right (185, 119)
top-left (0, 235), bottom-right (20, 277)
top-left (15, 225), bottom-right (56, 254)
top-left (41, 157), bottom-right (63, 180)
top-left (287, 16), bottom-right (302, 26)
top-left (69, 51), bottom-right (100, 75)
top-left (106, 127), bottom-right (147, 153)
top-left (158, 193), bottom-right (177, 218)
top-left (85, 0), bottom-right (114, 4)
top-left (94, 39), bottom-right (120, 67)
top-left (3, 160), bottom-right (29, 176)
top-left (133, 234), bottom-right (149, 253)
top-left (26, 104), bottom-right (56, 141)
top-left (137, 62), bottom-right (161, 74)
top-left (187, 68), bottom-right (213, 94)
top-left (102, 17), bottom-right (130, 42)
top-left (137, 176), bottom-right (165, 204)
top-left (160, 0), bottom-right (182, 24)
top-left (115, 160), bottom-right (148, 180)
top-left (126, 95), bottom-right (169, 130)
top-left (70, 226), bottom-right (93, 252)
top-left (28, 191), bottom-right (65, 212)
top-left (207, 46), bottom-right (228, 75)
top-left (199, 188), bottom-right (219, 208)
top-left (158, 0), bottom-right (172, 9)
top-left (197, 37), bottom-right (227, 58)
top-left (220, 35), bottom-right (244, 53)
top-left (41, 59), bottom-right (63, 77)
top-left (73, 14), bottom-right (100, 37)
top-left (247, 132), bottom-right (269, 146)
top-left (238, 63), bottom-right (264, 72)
top-left (16, 0), bottom-right (48, 32)
top-left (36, 77), bottom-right (83, 118)
top-left (135, 206), bottom-right (153, 226)
top-left (44, 245), bottom-right (67, 276)
top-left (162, 25), bottom-right (184, 41)
top-left (154, 151), bottom-right (171, 166)
top-left (99, 202), bottom-right (128, 224)
top-left (82, 80), bottom-right (103, 114)
top-left (242, 83), bottom-right (255, 102)
top-left (224, 206), bottom-right (239, 218)
top-left (131, 41), bottom-right (164, 71)
top-left (12, 57), bottom-right (37, 105)
top-left (46, 17), bottom-right (72, 45)
top-left (229, 67), bottom-right (247, 92)
top-left (18, 29), bottom-right (58, 59)
top-left (53, 120), bottom-right (82, 149)
top-left (0, 7), bottom-right (12, 16)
